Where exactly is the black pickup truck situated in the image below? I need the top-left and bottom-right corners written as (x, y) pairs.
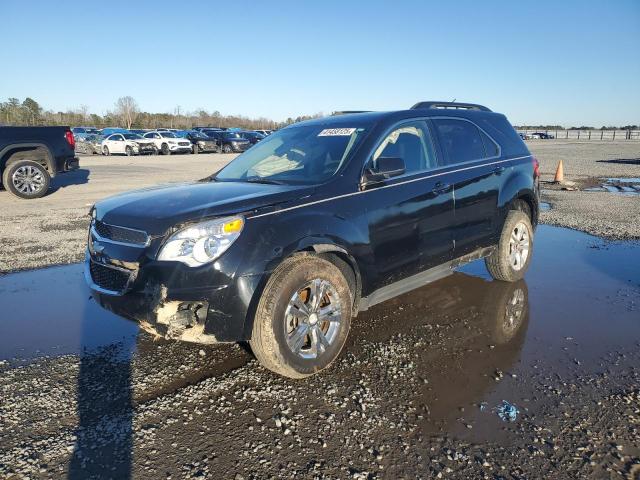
top-left (0, 126), bottom-right (79, 198)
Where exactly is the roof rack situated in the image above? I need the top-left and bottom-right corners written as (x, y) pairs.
top-left (332, 110), bottom-right (372, 115)
top-left (410, 101), bottom-right (491, 112)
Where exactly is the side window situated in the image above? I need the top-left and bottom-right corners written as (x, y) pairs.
top-left (371, 121), bottom-right (436, 175)
top-left (114, 135), bottom-right (123, 141)
top-left (479, 129), bottom-right (499, 157)
top-left (433, 119), bottom-right (486, 165)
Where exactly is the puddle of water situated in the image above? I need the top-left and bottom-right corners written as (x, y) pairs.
top-left (0, 225), bottom-right (638, 444)
top-left (359, 225), bottom-right (640, 441)
top-left (0, 264), bottom-right (138, 362)
top-left (539, 201), bottom-right (551, 211)
top-left (585, 177), bottom-right (640, 195)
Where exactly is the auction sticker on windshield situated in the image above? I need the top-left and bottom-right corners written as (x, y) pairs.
top-left (318, 128), bottom-right (356, 136)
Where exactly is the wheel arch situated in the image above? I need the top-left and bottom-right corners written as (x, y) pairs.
top-left (0, 143), bottom-right (56, 178)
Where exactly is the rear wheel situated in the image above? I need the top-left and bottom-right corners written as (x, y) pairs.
top-left (485, 208), bottom-right (533, 282)
top-left (161, 143), bottom-right (170, 155)
top-left (103, 146), bottom-right (110, 156)
top-left (2, 160), bottom-right (50, 199)
top-left (250, 255), bottom-right (353, 378)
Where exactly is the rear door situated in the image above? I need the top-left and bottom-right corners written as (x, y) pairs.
top-left (431, 118), bottom-right (503, 257)
top-left (363, 120), bottom-right (455, 291)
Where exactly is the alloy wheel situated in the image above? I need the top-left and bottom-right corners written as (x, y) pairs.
top-left (508, 222), bottom-right (530, 271)
top-left (12, 165), bottom-right (45, 195)
top-left (284, 279), bottom-right (342, 359)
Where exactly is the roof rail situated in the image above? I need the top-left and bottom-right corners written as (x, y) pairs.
top-left (332, 110), bottom-right (372, 115)
top-left (410, 101), bottom-right (492, 112)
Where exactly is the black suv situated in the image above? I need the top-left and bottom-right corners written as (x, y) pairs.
top-left (86, 102), bottom-right (539, 378)
top-left (205, 130), bottom-right (251, 153)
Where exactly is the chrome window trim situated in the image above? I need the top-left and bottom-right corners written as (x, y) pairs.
top-left (247, 154), bottom-right (532, 220)
top-left (90, 221), bottom-right (150, 247)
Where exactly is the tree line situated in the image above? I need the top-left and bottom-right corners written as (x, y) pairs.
top-left (0, 96), bottom-right (323, 130)
top-left (514, 124), bottom-right (639, 130)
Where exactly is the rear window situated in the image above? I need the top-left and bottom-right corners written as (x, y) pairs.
top-left (433, 119), bottom-right (485, 165)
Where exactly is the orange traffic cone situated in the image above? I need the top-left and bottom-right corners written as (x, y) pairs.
top-left (554, 160), bottom-right (564, 183)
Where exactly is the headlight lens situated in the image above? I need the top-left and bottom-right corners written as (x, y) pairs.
top-left (157, 216), bottom-right (244, 267)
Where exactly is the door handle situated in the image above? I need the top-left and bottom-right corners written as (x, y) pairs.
top-left (432, 182), bottom-right (451, 194)
top-left (493, 166), bottom-right (506, 175)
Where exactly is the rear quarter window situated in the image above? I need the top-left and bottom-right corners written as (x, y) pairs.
top-left (475, 115), bottom-right (530, 157)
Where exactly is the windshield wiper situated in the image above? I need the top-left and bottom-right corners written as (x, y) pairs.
top-left (245, 176), bottom-right (286, 185)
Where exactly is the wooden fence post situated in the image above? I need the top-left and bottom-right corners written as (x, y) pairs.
top-left (613, 130), bottom-right (616, 140)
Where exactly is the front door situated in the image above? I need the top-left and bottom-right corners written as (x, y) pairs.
top-left (363, 120), bottom-right (455, 291)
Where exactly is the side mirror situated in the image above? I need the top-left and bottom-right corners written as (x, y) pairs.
top-left (364, 156), bottom-right (406, 184)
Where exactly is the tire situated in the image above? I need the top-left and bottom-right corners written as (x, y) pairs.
top-left (223, 144), bottom-right (232, 153)
top-left (2, 160), bottom-right (50, 199)
top-left (192, 144), bottom-right (199, 154)
top-left (161, 143), bottom-right (171, 155)
top-left (103, 146), bottom-right (110, 156)
top-left (250, 254), bottom-right (353, 378)
top-left (485, 208), bottom-right (534, 282)
top-left (125, 146), bottom-right (133, 156)
top-left (151, 145), bottom-right (159, 156)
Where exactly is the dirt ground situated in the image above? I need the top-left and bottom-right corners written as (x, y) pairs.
top-left (1, 141), bottom-right (639, 479)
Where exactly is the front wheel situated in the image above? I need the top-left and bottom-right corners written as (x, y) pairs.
top-left (125, 146), bottom-right (133, 156)
top-left (103, 146), bottom-right (110, 156)
top-left (222, 144), bottom-right (232, 153)
top-left (161, 143), bottom-right (171, 155)
top-left (485, 208), bottom-right (534, 282)
top-left (2, 160), bottom-right (51, 199)
top-left (250, 255), bottom-right (353, 378)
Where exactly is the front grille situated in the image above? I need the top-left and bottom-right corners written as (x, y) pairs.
top-left (178, 141), bottom-right (190, 147)
top-left (93, 220), bottom-right (148, 245)
top-left (89, 261), bottom-right (132, 293)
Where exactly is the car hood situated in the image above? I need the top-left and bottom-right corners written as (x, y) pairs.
top-left (94, 181), bottom-right (314, 235)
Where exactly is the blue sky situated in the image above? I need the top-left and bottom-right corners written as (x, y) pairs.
top-left (1, 0), bottom-right (638, 126)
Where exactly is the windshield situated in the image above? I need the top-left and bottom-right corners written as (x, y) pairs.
top-left (160, 132), bottom-right (177, 138)
top-left (215, 125), bottom-right (367, 185)
top-left (123, 133), bottom-right (143, 140)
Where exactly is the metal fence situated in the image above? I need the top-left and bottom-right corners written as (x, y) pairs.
top-left (516, 129), bottom-right (640, 140)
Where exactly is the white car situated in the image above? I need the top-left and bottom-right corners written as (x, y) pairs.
top-left (101, 133), bottom-right (157, 156)
top-left (142, 131), bottom-right (192, 155)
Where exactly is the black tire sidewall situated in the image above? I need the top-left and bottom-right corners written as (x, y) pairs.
top-left (3, 160), bottom-right (50, 199)
top-left (161, 143), bottom-right (170, 155)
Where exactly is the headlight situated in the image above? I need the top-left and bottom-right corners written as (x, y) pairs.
top-left (157, 216), bottom-right (244, 267)
top-left (169, 140), bottom-right (177, 144)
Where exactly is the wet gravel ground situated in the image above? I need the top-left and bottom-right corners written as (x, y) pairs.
top-left (532, 140), bottom-right (640, 240)
top-left (1, 226), bottom-right (639, 479)
top-left (0, 141), bottom-right (638, 273)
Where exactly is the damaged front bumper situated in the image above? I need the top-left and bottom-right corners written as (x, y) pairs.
top-left (85, 246), bottom-right (262, 343)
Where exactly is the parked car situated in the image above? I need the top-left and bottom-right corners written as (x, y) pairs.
top-left (100, 127), bottom-right (130, 136)
top-left (239, 130), bottom-right (265, 145)
top-left (205, 130), bottom-right (251, 153)
top-left (101, 133), bottom-right (157, 156)
top-left (0, 126), bottom-right (79, 198)
top-left (77, 134), bottom-right (105, 155)
top-left (175, 130), bottom-right (221, 154)
top-left (529, 132), bottom-right (554, 139)
top-left (254, 130), bottom-right (273, 136)
top-left (142, 130), bottom-right (192, 155)
top-left (85, 101), bottom-right (539, 378)
top-left (72, 126), bottom-right (100, 140)
top-left (129, 129), bottom-right (148, 135)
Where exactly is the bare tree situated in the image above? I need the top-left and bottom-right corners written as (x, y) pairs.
top-left (114, 96), bottom-right (139, 129)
